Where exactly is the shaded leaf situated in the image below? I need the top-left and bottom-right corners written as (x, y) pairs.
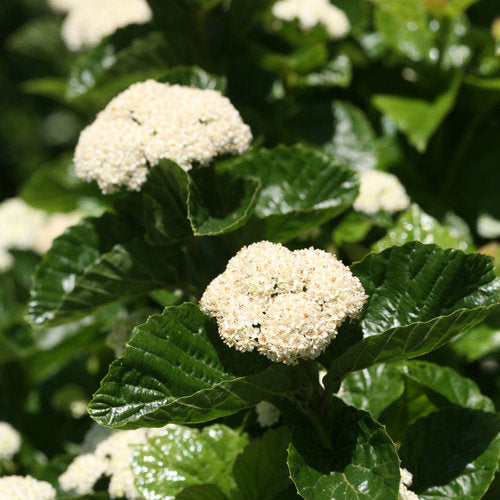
top-left (287, 398), bottom-right (400, 499)
top-left (296, 55), bottom-right (352, 88)
top-left (373, 204), bottom-right (474, 253)
top-left (176, 485), bottom-right (228, 500)
top-left (161, 65), bottom-right (226, 92)
top-left (399, 361), bottom-right (494, 412)
top-left (132, 424), bottom-right (248, 498)
top-left (233, 427), bottom-right (292, 500)
top-left (399, 408), bottom-right (500, 499)
top-left (89, 303), bottom-right (302, 428)
top-left (372, 75), bottom-right (461, 152)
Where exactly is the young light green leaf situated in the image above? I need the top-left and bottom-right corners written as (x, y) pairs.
top-left (224, 144), bottom-right (359, 241)
top-left (89, 303), bottom-right (302, 428)
top-left (233, 427), bottom-right (292, 500)
top-left (324, 101), bottom-right (378, 172)
top-left (372, 75), bottom-right (461, 152)
top-left (373, 204), bottom-right (474, 253)
top-left (399, 361), bottom-right (495, 412)
top-left (131, 424), bottom-right (248, 498)
top-left (399, 408), bottom-right (500, 499)
top-left (339, 363), bottom-right (405, 419)
top-left (287, 398), bottom-right (400, 499)
top-left (324, 243), bottom-right (499, 386)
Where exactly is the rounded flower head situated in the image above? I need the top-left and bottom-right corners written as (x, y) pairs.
top-left (61, 0), bottom-right (152, 51)
top-left (399, 468), bottom-right (419, 500)
top-left (0, 422), bottom-right (21, 460)
top-left (200, 241), bottom-right (367, 364)
top-left (272, 0), bottom-right (350, 38)
top-left (256, 401), bottom-right (281, 427)
top-left (353, 170), bottom-right (410, 216)
top-left (58, 454), bottom-right (108, 495)
top-left (74, 80), bottom-right (253, 194)
top-left (0, 475), bottom-right (56, 500)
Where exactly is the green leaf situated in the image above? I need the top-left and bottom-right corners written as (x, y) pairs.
top-left (452, 307), bottom-right (500, 361)
top-left (339, 363), bottom-right (405, 419)
top-left (332, 211), bottom-right (373, 246)
top-left (132, 424), bottom-right (248, 498)
top-left (176, 485), bottom-right (228, 500)
top-left (89, 303), bottom-right (302, 428)
top-left (373, 204), bottom-right (474, 253)
top-left (287, 398), bottom-right (400, 499)
top-left (324, 101), bottom-right (378, 172)
top-left (399, 408), bottom-right (500, 499)
top-left (324, 243), bottom-right (499, 385)
top-left (224, 145), bottom-right (359, 241)
top-left (372, 75), bottom-right (462, 152)
top-left (161, 65), bottom-right (226, 92)
top-left (399, 361), bottom-right (495, 412)
top-left (372, 0), bottom-right (433, 62)
top-left (296, 55), bottom-right (352, 88)
top-left (233, 427), bottom-right (292, 500)
top-left (187, 169), bottom-right (260, 236)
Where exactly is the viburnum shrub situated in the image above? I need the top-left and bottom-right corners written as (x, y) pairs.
top-left (1, 0), bottom-right (500, 499)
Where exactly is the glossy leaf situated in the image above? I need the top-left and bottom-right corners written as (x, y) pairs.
top-left (399, 361), bottom-right (495, 412)
top-left (296, 55), bottom-right (352, 88)
top-left (132, 424), bottom-right (248, 498)
top-left (399, 408), bottom-right (500, 499)
top-left (161, 66), bottom-right (226, 92)
top-left (233, 427), bottom-right (292, 500)
top-left (372, 75), bottom-right (461, 152)
top-left (89, 303), bottom-right (302, 428)
top-left (324, 243), bottom-right (499, 385)
top-left (324, 101), bottom-right (378, 172)
top-left (339, 363), bottom-right (405, 419)
top-left (373, 204), bottom-right (474, 253)
top-left (224, 144), bottom-right (359, 241)
top-left (287, 398), bottom-right (400, 499)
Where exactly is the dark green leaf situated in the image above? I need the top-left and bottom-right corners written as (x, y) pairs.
top-left (287, 398), bottom-right (400, 499)
top-left (224, 145), bottom-right (359, 241)
top-left (132, 424), bottom-right (248, 497)
top-left (372, 75), bottom-right (461, 152)
top-left (89, 303), bottom-right (302, 428)
top-left (325, 243), bottom-right (499, 385)
top-left (161, 66), bottom-right (226, 92)
top-left (373, 204), bottom-right (474, 253)
top-left (339, 363), bottom-right (405, 419)
top-left (324, 101), bottom-right (378, 172)
top-left (233, 427), bottom-right (292, 500)
top-left (176, 485), bottom-right (228, 500)
top-left (296, 55), bottom-right (352, 89)
top-left (399, 408), bottom-right (500, 499)
top-left (187, 169), bottom-right (260, 236)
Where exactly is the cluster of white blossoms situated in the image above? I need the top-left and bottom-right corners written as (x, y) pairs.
top-left (58, 0), bottom-right (152, 51)
top-left (0, 422), bottom-right (21, 460)
top-left (272, 0), bottom-right (350, 38)
top-left (255, 401), bottom-right (281, 427)
top-left (353, 170), bottom-right (410, 216)
top-left (0, 198), bottom-right (81, 272)
top-left (59, 427), bottom-right (167, 498)
top-left (200, 241), bottom-right (367, 364)
top-left (0, 475), bottom-right (56, 500)
top-left (399, 468), bottom-right (419, 500)
top-left (74, 80), bottom-right (253, 194)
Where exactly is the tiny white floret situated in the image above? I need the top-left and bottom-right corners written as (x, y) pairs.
top-left (353, 170), bottom-right (410, 216)
top-left (200, 241), bottom-right (367, 364)
top-left (272, 0), bottom-right (350, 38)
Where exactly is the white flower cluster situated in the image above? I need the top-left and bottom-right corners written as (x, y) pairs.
top-left (0, 198), bottom-right (81, 272)
top-left (399, 468), bottom-right (419, 500)
top-left (200, 241), bottom-right (367, 364)
top-left (353, 170), bottom-right (410, 216)
top-left (59, 0), bottom-right (152, 51)
top-left (0, 422), bottom-right (21, 460)
top-left (272, 0), bottom-right (350, 38)
top-left (255, 401), bottom-right (281, 427)
top-left (59, 427), bottom-right (166, 498)
top-left (0, 475), bottom-right (56, 500)
top-left (74, 80), bottom-right (253, 194)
